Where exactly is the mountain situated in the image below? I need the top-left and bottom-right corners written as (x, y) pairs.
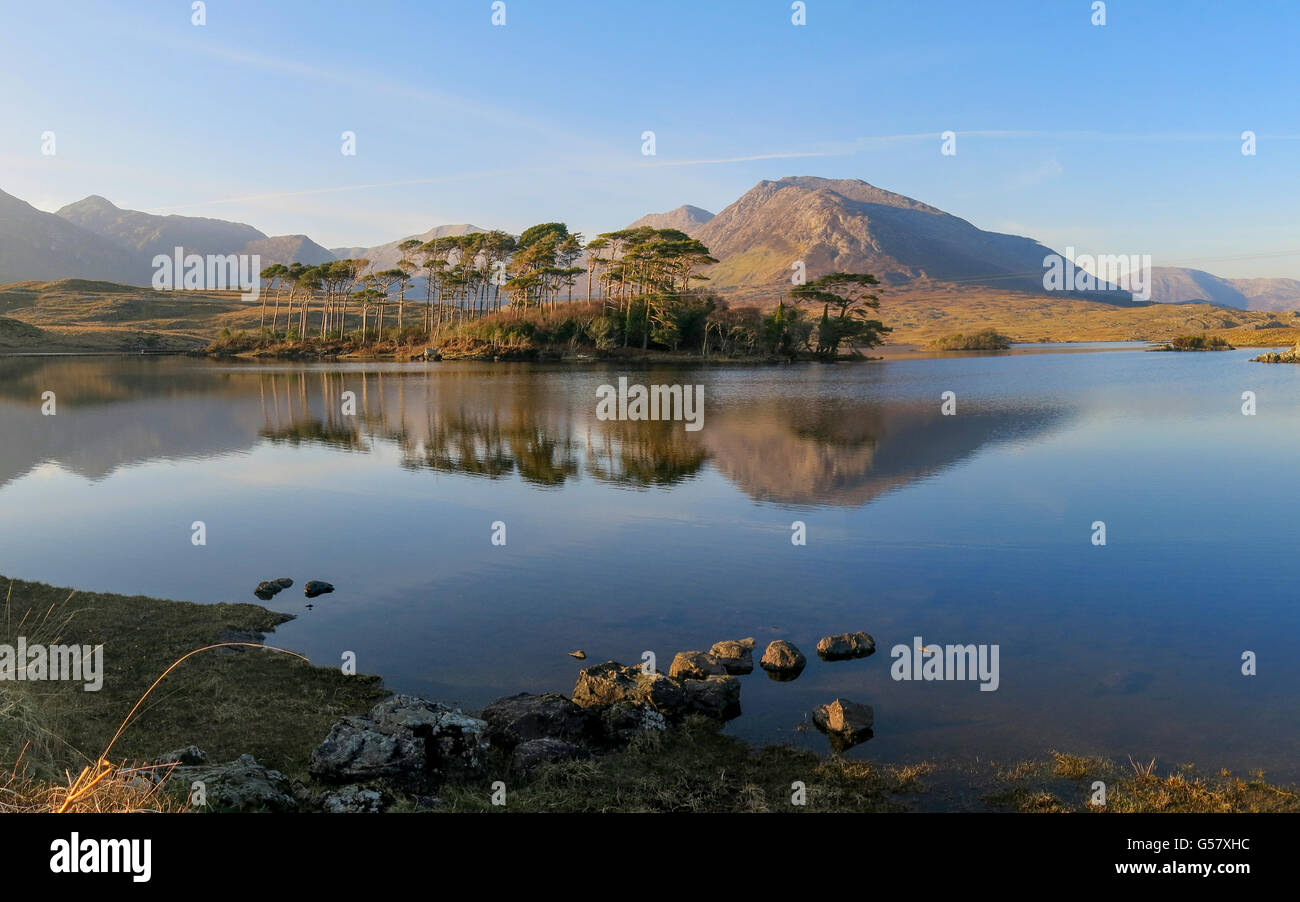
top-left (1232, 277), bottom-right (1300, 312)
top-left (1147, 266), bottom-right (1300, 312)
top-left (239, 234), bottom-right (336, 266)
top-left (330, 224), bottom-right (491, 271)
top-left (693, 176), bottom-right (1115, 297)
top-left (56, 195), bottom-right (265, 261)
top-left (627, 204), bottom-right (714, 236)
top-left (0, 189), bottom-right (143, 284)
top-left (1146, 267), bottom-right (1250, 309)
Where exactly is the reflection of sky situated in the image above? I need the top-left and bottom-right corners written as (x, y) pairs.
top-left (0, 350), bottom-right (1297, 778)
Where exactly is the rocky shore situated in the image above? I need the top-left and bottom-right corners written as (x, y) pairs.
top-left (147, 633), bottom-right (882, 812)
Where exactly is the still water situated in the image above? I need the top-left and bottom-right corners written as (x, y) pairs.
top-left (1, 346), bottom-right (1297, 776)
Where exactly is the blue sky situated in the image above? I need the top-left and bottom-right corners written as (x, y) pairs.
top-left (2, 0), bottom-right (1297, 277)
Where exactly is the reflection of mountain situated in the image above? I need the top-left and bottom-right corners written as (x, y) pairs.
top-left (0, 359), bottom-right (1069, 506)
top-left (0, 358), bottom-right (260, 486)
top-left (704, 402), bottom-right (1065, 506)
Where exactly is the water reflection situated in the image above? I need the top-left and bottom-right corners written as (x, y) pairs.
top-left (0, 357), bottom-right (1069, 505)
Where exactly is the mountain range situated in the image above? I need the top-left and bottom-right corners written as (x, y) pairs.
top-left (2, 178), bottom-right (1297, 311)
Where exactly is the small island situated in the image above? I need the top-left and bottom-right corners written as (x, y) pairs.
top-left (927, 329), bottom-right (1013, 350)
top-left (1151, 334), bottom-right (1234, 352)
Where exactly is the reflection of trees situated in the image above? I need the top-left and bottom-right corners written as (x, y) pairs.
top-left (585, 420), bottom-right (708, 487)
top-left (0, 357), bottom-right (1070, 506)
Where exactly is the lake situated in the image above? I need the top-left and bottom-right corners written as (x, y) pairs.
top-left (1, 345), bottom-right (1297, 778)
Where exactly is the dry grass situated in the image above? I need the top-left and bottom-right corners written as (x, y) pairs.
top-left (0, 575), bottom-right (387, 803)
top-left (987, 752), bottom-right (1300, 813)
top-left (6, 277), bottom-right (1299, 356)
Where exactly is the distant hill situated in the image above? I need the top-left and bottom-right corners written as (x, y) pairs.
top-left (693, 176), bottom-right (1121, 298)
top-left (0, 190), bottom-right (143, 285)
top-left (1147, 266), bottom-right (1300, 312)
top-left (56, 195), bottom-right (265, 262)
top-left (240, 234), bottom-right (336, 266)
top-left (330, 224), bottom-right (492, 271)
top-left (627, 204), bottom-right (714, 235)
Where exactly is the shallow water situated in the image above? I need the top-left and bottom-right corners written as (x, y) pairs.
top-left (1, 346), bottom-right (1297, 776)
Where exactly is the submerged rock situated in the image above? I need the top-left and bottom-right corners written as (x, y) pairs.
top-left (812, 698), bottom-right (875, 752)
top-left (304, 580), bottom-right (334, 598)
top-left (709, 638), bottom-right (756, 675)
top-left (760, 640), bottom-right (807, 681)
top-left (669, 650), bottom-right (728, 680)
top-left (816, 631), bottom-right (877, 661)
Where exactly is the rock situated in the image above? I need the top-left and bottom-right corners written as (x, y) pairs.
top-left (168, 754), bottom-right (297, 812)
top-left (812, 698), bottom-right (875, 752)
top-left (816, 631), bottom-right (877, 661)
top-left (510, 738), bottom-right (589, 779)
top-left (254, 578), bottom-right (296, 600)
top-left (304, 580), bottom-right (334, 598)
top-left (709, 638), bottom-right (756, 675)
top-left (572, 661), bottom-right (688, 717)
top-left (310, 695), bottom-right (488, 791)
top-left (153, 745), bottom-right (207, 767)
top-left (759, 640), bottom-right (807, 681)
top-left (254, 581), bottom-right (280, 600)
top-left (597, 702), bottom-right (667, 746)
top-left (669, 650), bottom-right (727, 680)
top-left (480, 693), bottom-right (595, 748)
top-left (321, 785), bottom-right (389, 813)
top-left (683, 675), bottom-right (741, 720)
top-left (569, 650), bottom-right (587, 660)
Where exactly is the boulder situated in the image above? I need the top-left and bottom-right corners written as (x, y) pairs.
top-left (572, 661), bottom-right (688, 717)
top-left (683, 675), bottom-right (741, 720)
top-left (816, 631), bottom-right (877, 661)
top-left (168, 754), bottom-right (297, 812)
top-left (321, 785), bottom-right (389, 813)
top-left (510, 738), bottom-right (590, 779)
top-left (669, 650), bottom-right (728, 680)
top-left (309, 695), bottom-right (488, 791)
top-left (597, 702), bottom-right (667, 746)
top-left (304, 580), bottom-right (334, 598)
top-left (709, 638), bottom-right (756, 675)
top-left (760, 640), bottom-right (807, 681)
top-left (480, 692), bottom-right (595, 748)
top-left (812, 698), bottom-right (875, 752)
